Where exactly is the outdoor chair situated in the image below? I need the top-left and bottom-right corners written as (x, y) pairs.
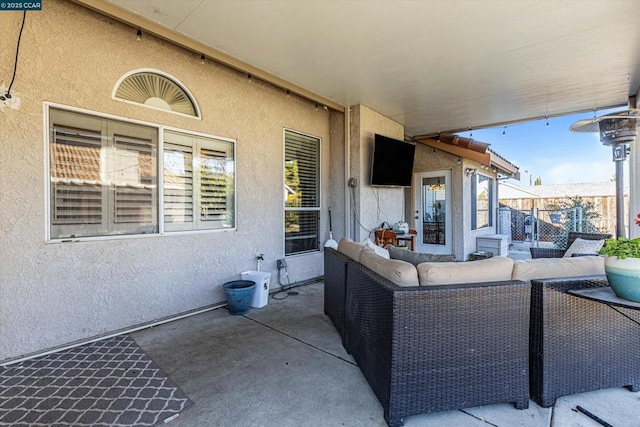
top-left (529, 232), bottom-right (611, 259)
top-left (375, 228), bottom-right (398, 247)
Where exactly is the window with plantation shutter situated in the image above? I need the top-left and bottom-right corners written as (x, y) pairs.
top-left (49, 108), bottom-right (158, 239)
top-left (113, 134), bottom-right (156, 228)
top-left (50, 125), bottom-right (103, 230)
top-left (163, 141), bottom-right (194, 227)
top-left (47, 105), bottom-right (236, 241)
top-left (164, 131), bottom-right (235, 231)
top-left (199, 146), bottom-right (233, 223)
top-left (284, 129), bottom-right (320, 255)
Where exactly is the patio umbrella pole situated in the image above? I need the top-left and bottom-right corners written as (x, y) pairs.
top-left (615, 161), bottom-right (626, 238)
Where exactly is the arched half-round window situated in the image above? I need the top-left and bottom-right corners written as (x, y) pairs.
top-left (113, 69), bottom-right (200, 118)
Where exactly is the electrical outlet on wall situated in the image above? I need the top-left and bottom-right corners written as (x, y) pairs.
top-left (0, 89), bottom-right (20, 109)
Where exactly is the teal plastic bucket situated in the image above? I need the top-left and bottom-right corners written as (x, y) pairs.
top-left (223, 280), bottom-right (256, 315)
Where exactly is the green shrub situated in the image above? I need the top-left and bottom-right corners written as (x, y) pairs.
top-left (546, 198), bottom-right (600, 249)
top-left (599, 237), bottom-right (640, 259)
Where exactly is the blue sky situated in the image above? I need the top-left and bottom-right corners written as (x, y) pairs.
top-left (459, 107), bottom-right (629, 186)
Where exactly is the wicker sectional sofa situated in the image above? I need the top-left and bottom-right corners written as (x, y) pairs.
top-left (323, 238), bottom-right (630, 426)
top-left (324, 243), bottom-right (531, 426)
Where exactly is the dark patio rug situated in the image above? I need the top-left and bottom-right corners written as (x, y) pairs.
top-left (0, 335), bottom-right (192, 426)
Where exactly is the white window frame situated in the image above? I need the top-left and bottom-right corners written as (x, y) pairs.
top-left (44, 102), bottom-right (236, 242)
top-left (283, 128), bottom-right (321, 256)
top-left (163, 130), bottom-right (235, 232)
top-left (48, 108), bottom-right (160, 239)
top-left (471, 172), bottom-right (494, 230)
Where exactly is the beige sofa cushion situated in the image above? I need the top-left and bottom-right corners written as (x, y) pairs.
top-left (359, 248), bottom-right (419, 287)
top-left (512, 256), bottom-right (605, 283)
top-left (417, 256), bottom-right (514, 286)
top-left (337, 237), bottom-right (366, 261)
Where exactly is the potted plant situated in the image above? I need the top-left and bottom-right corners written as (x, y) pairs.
top-left (599, 231), bottom-right (640, 302)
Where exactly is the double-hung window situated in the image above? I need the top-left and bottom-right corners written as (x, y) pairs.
top-left (47, 106), bottom-right (235, 240)
top-left (471, 173), bottom-right (493, 230)
top-left (284, 129), bottom-right (320, 255)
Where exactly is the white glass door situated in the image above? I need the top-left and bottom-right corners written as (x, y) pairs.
top-left (414, 170), bottom-right (452, 254)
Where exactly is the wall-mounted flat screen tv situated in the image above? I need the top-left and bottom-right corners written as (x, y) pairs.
top-left (371, 134), bottom-right (416, 187)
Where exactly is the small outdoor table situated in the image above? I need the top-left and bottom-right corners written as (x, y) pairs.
top-left (566, 285), bottom-right (640, 427)
top-left (568, 286), bottom-right (640, 310)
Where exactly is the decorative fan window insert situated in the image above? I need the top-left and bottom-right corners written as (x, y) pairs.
top-left (115, 72), bottom-right (198, 117)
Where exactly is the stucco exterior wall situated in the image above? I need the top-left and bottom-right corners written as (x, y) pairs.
top-left (349, 105), bottom-right (405, 241)
top-left (0, 1), bottom-right (341, 361)
top-left (463, 160), bottom-right (500, 258)
top-left (413, 142), bottom-right (499, 259)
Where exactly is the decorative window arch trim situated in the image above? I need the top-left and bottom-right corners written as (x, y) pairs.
top-left (112, 68), bottom-right (201, 120)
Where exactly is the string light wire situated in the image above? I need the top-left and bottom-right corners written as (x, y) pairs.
top-left (6, 11), bottom-right (27, 96)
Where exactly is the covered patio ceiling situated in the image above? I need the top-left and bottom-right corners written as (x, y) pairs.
top-left (78, 0), bottom-right (640, 137)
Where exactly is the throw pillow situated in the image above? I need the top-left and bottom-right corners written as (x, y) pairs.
top-left (387, 245), bottom-right (456, 266)
top-left (563, 238), bottom-right (605, 258)
top-left (361, 238), bottom-right (390, 259)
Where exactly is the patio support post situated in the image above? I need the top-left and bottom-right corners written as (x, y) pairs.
top-left (630, 94), bottom-right (639, 239)
top-left (344, 106), bottom-right (351, 240)
top-left (631, 147), bottom-right (639, 239)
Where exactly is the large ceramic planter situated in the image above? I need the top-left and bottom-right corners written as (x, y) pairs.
top-left (604, 256), bottom-right (640, 302)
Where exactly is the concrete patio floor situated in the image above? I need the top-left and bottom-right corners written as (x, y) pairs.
top-left (131, 281), bottom-right (640, 427)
